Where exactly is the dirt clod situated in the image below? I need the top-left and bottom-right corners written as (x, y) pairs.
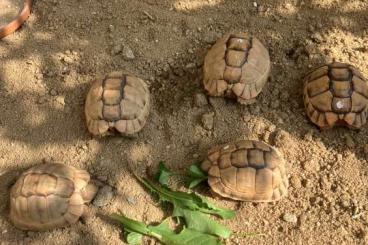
top-left (283, 213), bottom-right (298, 224)
top-left (194, 93), bottom-right (208, 107)
top-left (201, 112), bottom-right (215, 130)
top-left (93, 186), bottom-right (114, 207)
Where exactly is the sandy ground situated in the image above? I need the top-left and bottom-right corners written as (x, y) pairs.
top-left (0, 0), bottom-right (368, 244)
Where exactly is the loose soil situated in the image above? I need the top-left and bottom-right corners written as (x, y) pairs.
top-left (0, 0), bottom-right (368, 244)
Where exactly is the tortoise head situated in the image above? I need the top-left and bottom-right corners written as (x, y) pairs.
top-left (81, 182), bottom-right (98, 203)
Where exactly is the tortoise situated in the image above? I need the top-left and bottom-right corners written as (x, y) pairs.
top-left (303, 62), bottom-right (368, 129)
top-left (10, 163), bottom-right (98, 231)
top-left (85, 71), bottom-right (150, 136)
top-left (203, 32), bottom-right (271, 104)
top-left (201, 140), bottom-right (288, 202)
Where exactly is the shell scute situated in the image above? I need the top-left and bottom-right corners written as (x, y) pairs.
top-left (203, 33), bottom-right (270, 104)
top-left (303, 62), bottom-right (368, 128)
top-left (85, 72), bottom-right (150, 136)
top-left (10, 163), bottom-right (97, 231)
top-left (202, 140), bottom-right (288, 202)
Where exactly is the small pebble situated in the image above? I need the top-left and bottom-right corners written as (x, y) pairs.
top-left (201, 112), bottom-right (214, 130)
top-left (345, 135), bottom-right (355, 148)
top-left (56, 96), bottom-right (65, 106)
top-left (127, 196), bottom-right (136, 205)
top-left (283, 213), bottom-right (298, 224)
top-left (50, 89), bottom-right (58, 96)
top-left (203, 32), bottom-right (218, 44)
top-left (290, 176), bottom-right (302, 189)
top-left (194, 93), bottom-right (208, 107)
top-left (93, 186), bottom-right (114, 207)
top-left (336, 154), bottom-right (343, 161)
top-left (122, 45), bottom-right (135, 60)
top-left (364, 144), bottom-right (368, 155)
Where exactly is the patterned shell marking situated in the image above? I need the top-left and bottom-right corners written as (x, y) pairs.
top-left (10, 163), bottom-right (97, 231)
top-left (85, 71), bottom-right (150, 136)
top-left (203, 33), bottom-right (271, 104)
top-left (201, 140), bottom-right (288, 202)
top-left (304, 62), bottom-right (368, 128)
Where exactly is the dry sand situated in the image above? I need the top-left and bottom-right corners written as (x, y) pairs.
top-left (0, 0), bottom-right (367, 244)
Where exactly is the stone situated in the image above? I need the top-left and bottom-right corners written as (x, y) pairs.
top-left (92, 185), bottom-right (114, 207)
top-left (201, 112), bottom-right (214, 130)
top-left (122, 45), bottom-right (135, 60)
top-left (345, 135), bottom-right (355, 148)
top-left (56, 96), bottom-right (65, 106)
top-left (363, 144), bottom-right (368, 155)
top-left (50, 89), bottom-right (58, 96)
top-left (283, 213), bottom-right (298, 223)
top-left (194, 93), bottom-right (208, 107)
top-left (290, 176), bottom-right (302, 189)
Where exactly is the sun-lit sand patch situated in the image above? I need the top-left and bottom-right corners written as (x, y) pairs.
top-left (127, 142), bottom-right (152, 164)
top-left (174, 0), bottom-right (223, 11)
top-left (311, 0), bottom-right (341, 8)
top-left (276, 2), bottom-right (299, 17)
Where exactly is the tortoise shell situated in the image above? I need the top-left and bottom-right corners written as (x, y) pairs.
top-left (203, 33), bottom-right (271, 104)
top-left (303, 62), bottom-right (368, 128)
top-left (10, 163), bottom-right (97, 231)
top-left (85, 71), bottom-right (150, 136)
top-left (201, 140), bottom-right (288, 202)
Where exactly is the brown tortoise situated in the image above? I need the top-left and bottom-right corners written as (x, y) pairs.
top-left (85, 71), bottom-right (150, 136)
top-left (303, 62), bottom-right (368, 129)
top-left (203, 32), bottom-right (271, 104)
top-left (201, 140), bottom-right (288, 202)
top-left (10, 163), bottom-right (97, 231)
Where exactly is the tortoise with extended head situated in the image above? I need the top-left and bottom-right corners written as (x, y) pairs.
top-left (203, 32), bottom-right (271, 104)
top-left (85, 71), bottom-right (150, 136)
top-left (10, 163), bottom-right (97, 231)
top-left (303, 62), bottom-right (368, 129)
top-left (201, 140), bottom-right (288, 202)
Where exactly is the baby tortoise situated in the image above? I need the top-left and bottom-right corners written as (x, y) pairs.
top-left (10, 163), bottom-right (97, 231)
top-left (85, 71), bottom-right (150, 136)
top-left (304, 62), bottom-right (368, 129)
top-left (203, 32), bottom-right (271, 104)
top-left (201, 140), bottom-right (288, 202)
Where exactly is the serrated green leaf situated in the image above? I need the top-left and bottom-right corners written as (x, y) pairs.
top-left (112, 214), bottom-right (222, 245)
top-left (138, 177), bottom-right (235, 219)
top-left (125, 232), bottom-right (143, 245)
top-left (155, 161), bottom-right (172, 186)
top-left (186, 164), bottom-right (208, 188)
top-left (176, 209), bottom-right (232, 238)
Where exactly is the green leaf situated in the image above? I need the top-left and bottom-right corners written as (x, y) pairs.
top-left (188, 164), bottom-right (207, 178)
top-left (155, 161), bottom-right (172, 186)
top-left (138, 177), bottom-right (235, 220)
top-left (177, 209), bottom-right (232, 238)
top-left (150, 220), bottom-right (222, 245)
top-left (186, 164), bottom-right (208, 188)
top-left (112, 213), bottom-right (223, 245)
top-left (111, 213), bottom-right (151, 236)
top-left (125, 232), bottom-right (143, 245)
